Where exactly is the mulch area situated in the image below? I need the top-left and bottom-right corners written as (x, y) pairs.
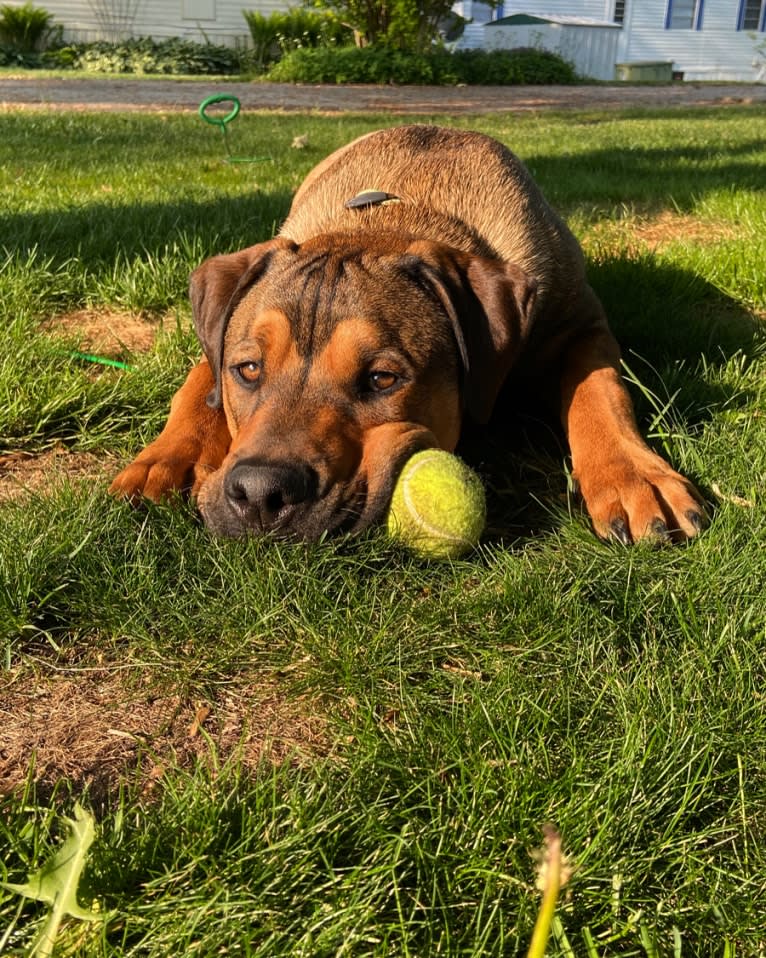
top-left (0, 75), bottom-right (764, 114)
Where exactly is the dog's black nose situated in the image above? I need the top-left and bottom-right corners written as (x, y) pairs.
top-left (224, 459), bottom-right (318, 533)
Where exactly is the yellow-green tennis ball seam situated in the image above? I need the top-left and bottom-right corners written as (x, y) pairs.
top-left (387, 450), bottom-right (486, 558)
top-left (394, 458), bottom-right (479, 545)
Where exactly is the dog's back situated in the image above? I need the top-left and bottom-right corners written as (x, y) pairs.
top-left (280, 125), bottom-right (585, 308)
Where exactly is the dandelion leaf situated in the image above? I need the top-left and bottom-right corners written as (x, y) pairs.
top-left (2, 802), bottom-right (100, 923)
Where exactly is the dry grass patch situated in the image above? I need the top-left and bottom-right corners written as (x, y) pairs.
top-left (0, 446), bottom-right (118, 502)
top-left (1, 664), bottom-right (329, 804)
top-left (631, 211), bottom-right (735, 247)
top-left (582, 211), bottom-right (736, 254)
top-left (43, 308), bottom-right (175, 358)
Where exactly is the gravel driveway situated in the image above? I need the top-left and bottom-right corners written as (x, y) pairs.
top-left (1, 75), bottom-right (764, 114)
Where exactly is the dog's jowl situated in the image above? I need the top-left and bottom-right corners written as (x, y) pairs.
top-left (110, 125), bottom-right (705, 544)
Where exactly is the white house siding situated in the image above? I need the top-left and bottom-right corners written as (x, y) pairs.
top-left (2, 0), bottom-right (289, 46)
top-left (517, 0), bottom-right (612, 17)
top-left (453, 3), bottom-right (499, 23)
top-left (617, 0), bottom-right (765, 81)
top-left (454, 2), bottom-right (618, 50)
top-left (483, 20), bottom-right (620, 80)
top-left (457, 23), bottom-right (487, 49)
top-left (461, 1), bottom-right (615, 19)
top-left (454, 1), bottom-right (765, 81)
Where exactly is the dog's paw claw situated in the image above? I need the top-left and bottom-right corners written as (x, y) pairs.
top-left (610, 517), bottom-right (631, 545)
top-left (649, 518), bottom-right (670, 541)
top-left (582, 449), bottom-right (706, 546)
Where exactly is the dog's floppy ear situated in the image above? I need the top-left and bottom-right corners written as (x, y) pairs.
top-left (189, 237), bottom-right (297, 408)
top-left (402, 239), bottom-right (537, 424)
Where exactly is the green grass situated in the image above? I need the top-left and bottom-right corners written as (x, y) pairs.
top-left (1, 105), bottom-right (765, 956)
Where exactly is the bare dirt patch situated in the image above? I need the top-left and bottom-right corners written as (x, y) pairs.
top-left (0, 446), bottom-right (118, 502)
top-left (43, 308), bottom-right (172, 357)
top-left (1, 665), bottom-right (329, 803)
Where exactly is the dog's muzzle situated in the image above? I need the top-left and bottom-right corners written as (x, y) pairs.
top-left (223, 458), bottom-right (319, 534)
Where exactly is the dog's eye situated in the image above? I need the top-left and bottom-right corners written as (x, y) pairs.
top-left (367, 370), bottom-right (399, 393)
top-left (232, 360), bottom-right (262, 386)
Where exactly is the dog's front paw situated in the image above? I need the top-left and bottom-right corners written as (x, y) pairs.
top-left (578, 447), bottom-right (706, 544)
top-left (109, 441), bottom-right (218, 503)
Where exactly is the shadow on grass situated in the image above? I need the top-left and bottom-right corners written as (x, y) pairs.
top-left (590, 255), bottom-right (764, 409)
top-left (4, 117), bottom-right (765, 264)
top-left (0, 190), bottom-right (294, 268)
top-left (525, 128), bottom-right (766, 211)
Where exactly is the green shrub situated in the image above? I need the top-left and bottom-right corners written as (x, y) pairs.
top-left (269, 44), bottom-right (437, 84)
top-left (45, 37), bottom-right (247, 75)
top-left (0, 1), bottom-right (56, 52)
top-left (451, 47), bottom-right (578, 84)
top-left (0, 45), bottom-right (39, 65)
top-left (491, 46), bottom-right (578, 84)
top-left (270, 44), bottom-right (579, 86)
top-left (243, 8), bottom-right (350, 72)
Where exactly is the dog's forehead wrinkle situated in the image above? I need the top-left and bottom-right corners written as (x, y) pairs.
top-left (283, 249), bottom-right (352, 353)
top-left (270, 250), bottom-right (401, 356)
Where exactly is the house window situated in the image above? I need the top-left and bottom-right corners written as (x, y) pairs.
top-left (614, 0), bottom-right (626, 24)
top-left (737, 0), bottom-right (766, 30)
top-left (665, 0), bottom-right (704, 29)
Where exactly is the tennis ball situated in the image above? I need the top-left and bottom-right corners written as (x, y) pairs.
top-left (387, 450), bottom-right (486, 559)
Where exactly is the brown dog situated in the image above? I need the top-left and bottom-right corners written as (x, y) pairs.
top-left (110, 125), bottom-right (704, 543)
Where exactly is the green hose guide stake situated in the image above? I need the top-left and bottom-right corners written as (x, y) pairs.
top-left (198, 94), bottom-right (268, 164)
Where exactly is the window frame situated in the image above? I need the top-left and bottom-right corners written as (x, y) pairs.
top-left (664, 0), bottom-right (705, 30)
top-left (737, 0), bottom-right (766, 31)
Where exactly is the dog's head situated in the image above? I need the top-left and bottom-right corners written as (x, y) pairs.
top-left (189, 231), bottom-right (536, 539)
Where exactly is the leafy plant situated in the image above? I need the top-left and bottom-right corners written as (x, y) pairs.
top-left (0, 1), bottom-right (56, 52)
top-left (242, 7), bottom-right (349, 71)
top-left (467, 46), bottom-right (578, 84)
top-left (307, 0), bottom-right (474, 52)
top-left (0, 44), bottom-right (42, 65)
top-left (0, 24), bottom-right (576, 83)
top-left (270, 43), bottom-right (434, 83)
top-left (1, 804), bottom-right (104, 956)
top-left (49, 36), bottom-right (248, 75)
